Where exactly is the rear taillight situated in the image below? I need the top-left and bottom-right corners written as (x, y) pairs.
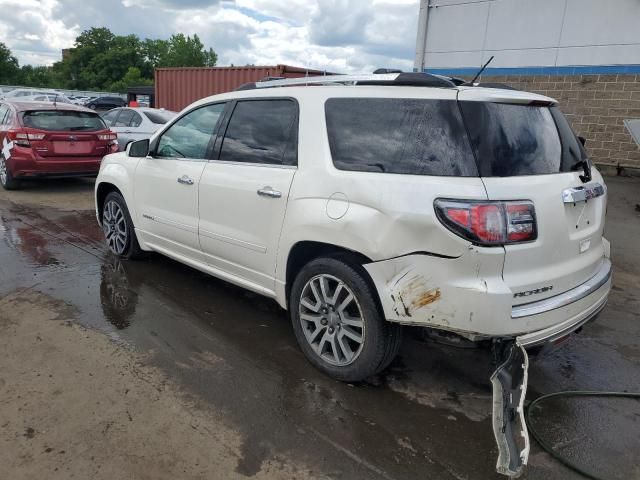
top-left (434, 199), bottom-right (537, 246)
top-left (7, 130), bottom-right (45, 147)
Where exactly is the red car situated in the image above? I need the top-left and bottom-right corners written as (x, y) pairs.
top-left (0, 101), bottom-right (118, 190)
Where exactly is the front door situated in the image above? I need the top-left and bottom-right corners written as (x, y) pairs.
top-left (133, 103), bottom-right (227, 260)
top-left (198, 99), bottom-right (298, 293)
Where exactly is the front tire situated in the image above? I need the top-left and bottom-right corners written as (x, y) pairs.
top-left (102, 191), bottom-right (143, 259)
top-left (290, 257), bottom-right (402, 382)
top-left (0, 155), bottom-right (20, 190)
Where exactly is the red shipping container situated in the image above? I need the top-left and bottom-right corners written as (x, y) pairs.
top-left (155, 64), bottom-right (331, 112)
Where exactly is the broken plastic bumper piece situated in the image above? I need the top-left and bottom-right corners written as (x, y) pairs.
top-left (491, 341), bottom-right (530, 477)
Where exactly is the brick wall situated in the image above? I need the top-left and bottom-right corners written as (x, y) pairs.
top-left (482, 74), bottom-right (640, 171)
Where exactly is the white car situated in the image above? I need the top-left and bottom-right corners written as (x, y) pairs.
top-left (101, 107), bottom-right (177, 151)
top-left (95, 73), bottom-right (611, 476)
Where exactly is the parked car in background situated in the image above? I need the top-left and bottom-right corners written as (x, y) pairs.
top-left (1, 88), bottom-right (63, 100)
top-left (0, 101), bottom-right (118, 190)
top-left (19, 94), bottom-right (73, 104)
top-left (101, 107), bottom-right (176, 150)
top-left (85, 96), bottom-right (127, 111)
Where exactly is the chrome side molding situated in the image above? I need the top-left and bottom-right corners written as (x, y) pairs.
top-left (562, 183), bottom-right (606, 203)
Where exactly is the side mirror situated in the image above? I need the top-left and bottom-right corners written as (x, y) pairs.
top-left (578, 135), bottom-right (586, 147)
top-left (128, 139), bottom-right (150, 157)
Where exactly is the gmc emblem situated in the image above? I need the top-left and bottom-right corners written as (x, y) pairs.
top-left (513, 286), bottom-right (553, 298)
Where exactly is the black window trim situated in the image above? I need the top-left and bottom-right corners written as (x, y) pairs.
top-left (150, 101), bottom-right (230, 161)
top-left (210, 96), bottom-right (299, 168)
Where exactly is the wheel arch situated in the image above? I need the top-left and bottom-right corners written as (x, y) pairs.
top-left (96, 182), bottom-right (125, 225)
top-left (284, 241), bottom-right (384, 316)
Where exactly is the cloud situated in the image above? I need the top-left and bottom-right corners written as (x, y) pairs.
top-left (0, 0), bottom-right (419, 73)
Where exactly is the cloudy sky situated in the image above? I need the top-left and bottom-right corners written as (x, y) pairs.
top-left (0, 0), bottom-right (419, 73)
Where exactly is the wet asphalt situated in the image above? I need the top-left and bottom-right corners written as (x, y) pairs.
top-left (0, 176), bottom-right (638, 480)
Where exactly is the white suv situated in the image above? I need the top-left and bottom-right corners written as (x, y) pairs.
top-left (95, 73), bottom-right (611, 475)
top-left (95, 73), bottom-right (610, 379)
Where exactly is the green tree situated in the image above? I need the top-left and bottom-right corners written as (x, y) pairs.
top-left (109, 66), bottom-right (153, 93)
top-left (0, 42), bottom-right (20, 84)
top-left (160, 34), bottom-right (218, 67)
top-left (0, 28), bottom-right (218, 91)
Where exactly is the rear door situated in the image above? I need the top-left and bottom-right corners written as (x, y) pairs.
top-left (198, 98), bottom-right (298, 292)
top-left (458, 91), bottom-right (607, 304)
top-left (133, 102), bottom-right (226, 259)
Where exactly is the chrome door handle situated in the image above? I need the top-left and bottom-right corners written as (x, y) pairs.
top-left (257, 186), bottom-right (282, 198)
top-left (177, 175), bottom-right (194, 185)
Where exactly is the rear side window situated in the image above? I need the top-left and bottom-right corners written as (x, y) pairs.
top-left (219, 99), bottom-right (298, 166)
top-left (22, 111), bottom-right (106, 131)
top-left (102, 109), bottom-right (120, 126)
top-left (114, 110), bottom-right (134, 127)
top-left (325, 98), bottom-right (478, 176)
top-left (459, 102), bottom-right (566, 176)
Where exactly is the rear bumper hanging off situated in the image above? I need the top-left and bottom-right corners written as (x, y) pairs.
top-left (491, 341), bottom-right (530, 477)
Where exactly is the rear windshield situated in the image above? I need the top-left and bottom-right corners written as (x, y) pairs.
top-left (325, 98), bottom-right (478, 176)
top-left (22, 110), bottom-right (106, 132)
top-left (144, 111), bottom-right (175, 124)
top-left (459, 102), bottom-right (583, 176)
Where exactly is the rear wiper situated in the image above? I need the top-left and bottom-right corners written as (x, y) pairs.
top-left (571, 159), bottom-right (592, 183)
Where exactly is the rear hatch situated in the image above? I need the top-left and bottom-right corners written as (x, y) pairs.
top-left (20, 110), bottom-right (113, 158)
top-left (458, 88), bottom-right (607, 305)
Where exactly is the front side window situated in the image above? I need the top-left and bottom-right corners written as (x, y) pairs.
top-left (219, 99), bottom-right (297, 165)
top-left (325, 98), bottom-right (478, 176)
top-left (156, 103), bottom-right (225, 159)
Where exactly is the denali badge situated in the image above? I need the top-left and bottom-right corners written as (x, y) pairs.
top-left (513, 286), bottom-right (553, 298)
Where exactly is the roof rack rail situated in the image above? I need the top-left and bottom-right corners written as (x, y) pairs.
top-left (234, 72), bottom-right (456, 91)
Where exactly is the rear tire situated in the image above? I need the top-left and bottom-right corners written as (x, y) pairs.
top-left (290, 256), bottom-right (402, 382)
top-left (0, 154), bottom-right (20, 190)
top-left (102, 191), bottom-right (144, 259)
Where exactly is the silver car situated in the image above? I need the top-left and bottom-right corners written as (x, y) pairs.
top-left (102, 107), bottom-right (176, 151)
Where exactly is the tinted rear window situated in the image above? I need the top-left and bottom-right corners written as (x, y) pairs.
top-left (22, 111), bottom-right (106, 131)
top-left (325, 98), bottom-right (478, 176)
top-left (459, 102), bottom-right (578, 176)
top-left (144, 111), bottom-right (175, 124)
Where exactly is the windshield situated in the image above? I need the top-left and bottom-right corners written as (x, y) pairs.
top-left (144, 110), bottom-right (175, 124)
top-left (22, 110), bottom-right (107, 131)
top-left (459, 102), bottom-right (583, 176)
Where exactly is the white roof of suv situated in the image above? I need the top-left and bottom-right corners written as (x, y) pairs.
top-left (191, 72), bottom-right (557, 109)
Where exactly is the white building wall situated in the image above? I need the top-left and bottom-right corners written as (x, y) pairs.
top-left (415, 0), bottom-right (640, 72)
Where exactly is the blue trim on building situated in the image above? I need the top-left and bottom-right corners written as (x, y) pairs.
top-left (423, 65), bottom-right (640, 76)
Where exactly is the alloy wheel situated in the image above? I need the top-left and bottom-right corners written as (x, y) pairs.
top-left (299, 274), bottom-right (365, 366)
top-left (102, 200), bottom-right (128, 255)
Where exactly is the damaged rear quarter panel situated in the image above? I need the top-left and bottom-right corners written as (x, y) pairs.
top-left (364, 248), bottom-right (512, 336)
